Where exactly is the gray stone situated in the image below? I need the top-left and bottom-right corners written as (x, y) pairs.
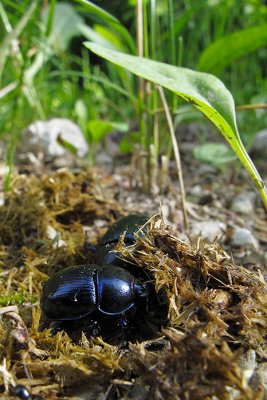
top-left (231, 191), bottom-right (256, 215)
top-left (190, 185), bottom-right (203, 196)
top-left (230, 227), bottom-right (259, 250)
top-left (190, 220), bottom-right (226, 241)
top-left (250, 362), bottom-right (267, 392)
top-left (251, 129), bottom-right (267, 157)
top-left (194, 164), bottom-right (218, 175)
top-left (95, 151), bottom-right (113, 166)
top-left (238, 350), bottom-right (256, 381)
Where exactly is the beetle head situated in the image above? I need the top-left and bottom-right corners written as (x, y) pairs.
top-left (134, 281), bottom-right (150, 298)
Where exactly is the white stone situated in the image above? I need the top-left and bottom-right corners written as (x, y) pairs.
top-left (19, 118), bottom-right (88, 161)
top-left (190, 220), bottom-right (226, 242)
top-left (46, 225), bottom-right (66, 248)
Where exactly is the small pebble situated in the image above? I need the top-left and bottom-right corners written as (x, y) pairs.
top-left (231, 191), bottom-right (256, 215)
top-left (95, 152), bottom-right (113, 166)
top-left (46, 226), bottom-right (66, 248)
top-left (230, 227), bottom-right (259, 250)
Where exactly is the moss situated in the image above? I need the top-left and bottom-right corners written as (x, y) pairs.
top-left (0, 292), bottom-right (27, 306)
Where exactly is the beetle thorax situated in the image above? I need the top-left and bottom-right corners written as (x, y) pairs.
top-left (96, 267), bottom-right (135, 315)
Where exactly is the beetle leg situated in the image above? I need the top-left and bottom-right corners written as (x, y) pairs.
top-left (74, 317), bottom-right (101, 338)
top-left (44, 320), bottom-right (69, 335)
top-left (86, 320), bottom-right (101, 338)
top-left (118, 313), bottom-right (128, 329)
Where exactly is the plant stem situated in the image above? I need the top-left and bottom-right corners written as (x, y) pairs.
top-left (158, 85), bottom-right (188, 229)
top-left (136, 0), bottom-right (144, 96)
top-left (236, 103), bottom-right (267, 111)
top-left (45, 0), bottom-right (56, 37)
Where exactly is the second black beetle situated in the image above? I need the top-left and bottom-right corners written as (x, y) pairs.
top-left (94, 214), bottom-right (149, 267)
top-left (40, 264), bottom-right (150, 341)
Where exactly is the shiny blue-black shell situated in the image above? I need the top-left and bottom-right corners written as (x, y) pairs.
top-left (95, 214), bottom-right (148, 266)
top-left (40, 264), bottom-right (144, 320)
top-left (99, 214), bottom-right (148, 246)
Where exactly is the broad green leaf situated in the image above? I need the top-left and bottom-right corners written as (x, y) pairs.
top-left (85, 43), bottom-right (239, 134)
top-left (193, 143), bottom-right (236, 166)
top-left (198, 24), bottom-right (267, 73)
top-left (85, 43), bottom-right (267, 209)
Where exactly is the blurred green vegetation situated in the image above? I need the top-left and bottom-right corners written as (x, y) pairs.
top-left (1, 0), bottom-right (267, 159)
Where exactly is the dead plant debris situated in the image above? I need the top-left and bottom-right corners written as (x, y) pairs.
top-left (0, 169), bottom-right (266, 400)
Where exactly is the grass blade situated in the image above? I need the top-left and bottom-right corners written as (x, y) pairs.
top-left (0, 1), bottom-right (37, 83)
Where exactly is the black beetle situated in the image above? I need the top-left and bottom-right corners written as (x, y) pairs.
top-left (40, 264), bottom-right (150, 341)
top-left (94, 214), bottom-right (149, 268)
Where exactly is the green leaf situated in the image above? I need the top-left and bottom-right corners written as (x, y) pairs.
top-left (84, 42), bottom-right (267, 209)
top-left (198, 24), bottom-right (267, 73)
top-left (94, 25), bottom-right (128, 52)
top-left (56, 134), bottom-right (79, 156)
top-left (119, 132), bottom-right (140, 154)
top-left (85, 43), bottom-right (238, 132)
top-left (193, 143), bottom-right (236, 166)
top-left (76, 0), bottom-right (119, 24)
top-left (75, 0), bottom-right (135, 53)
top-left (78, 24), bottom-right (120, 51)
top-left (75, 99), bottom-right (88, 133)
top-left (88, 120), bottom-right (128, 142)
